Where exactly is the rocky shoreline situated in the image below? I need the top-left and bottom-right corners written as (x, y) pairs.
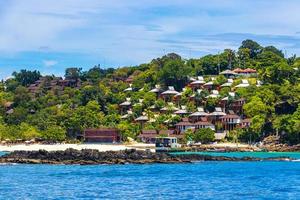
top-left (0, 148), bottom-right (295, 165)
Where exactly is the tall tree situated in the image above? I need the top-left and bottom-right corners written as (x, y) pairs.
top-left (158, 59), bottom-right (191, 90)
top-left (12, 69), bottom-right (41, 86)
top-left (264, 46), bottom-right (284, 58)
top-left (239, 39), bottom-right (263, 58)
top-left (65, 67), bottom-right (82, 80)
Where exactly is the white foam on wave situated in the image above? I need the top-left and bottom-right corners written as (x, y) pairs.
top-left (0, 163), bottom-right (18, 166)
top-left (291, 159), bottom-right (300, 162)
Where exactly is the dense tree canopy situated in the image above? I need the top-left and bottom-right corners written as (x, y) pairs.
top-left (0, 39), bottom-right (299, 144)
top-left (12, 69), bottom-right (41, 87)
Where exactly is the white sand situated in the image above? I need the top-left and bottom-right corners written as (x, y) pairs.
top-left (0, 142), bottom-right (256, 152)
top-left (210, 142), bottom-right (251, 148)
top-left (0, 143), bottom-right (155, 152)
top-left (204, 142), bottom-right (261, 150)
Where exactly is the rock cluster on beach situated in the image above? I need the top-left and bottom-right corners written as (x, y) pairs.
top-left (182, 146), bottom-right (259, 152)
top-left (0, 148), bottom-right (294, 165)
top-left (262, 136), bottom-right (300, 152)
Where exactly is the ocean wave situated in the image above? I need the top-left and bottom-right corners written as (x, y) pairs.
top-left (291, 159), bottom-right (300, 162)
top-left (0, 163), bottom-right (18, 166)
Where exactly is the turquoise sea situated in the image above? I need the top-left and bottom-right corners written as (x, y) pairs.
top-left (0, 152), bottom-right (300, 199)
top-left (171, 151), bottom-right (300, 160)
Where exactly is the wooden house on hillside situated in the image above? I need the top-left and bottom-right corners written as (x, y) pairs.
top-left (84, 128), bottom-right (121, 143)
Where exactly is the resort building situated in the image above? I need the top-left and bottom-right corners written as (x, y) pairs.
top-left (209, 107), bottom-right (226, 123)
top-left (220, 111), bottom-right (241, 131)
top-left (235, 79), bottom-right (250, 88)
top-left (206, 90), bottom-right (220, 98)
top-left (80, 67), bottom-right (259, 143)
top-left (233, 68), bottom-right (257, 76)
top-left (124, 84), bottom-right (133, 92)
top-left (189, 107), bottom-right (209, 122)
top-left (189, 76), bottom-right (205, 90)
top-left (84, 128), bottom-right (121, 143)
top-left (135, 113), bottom-right (149, 127)
top-left (138, 130), bottom-right (158, 143)
top-left (150, 84), bottom-right (162, 94)
top-left (160, 102), bottom-right (179, 113)
top-left (161, 86), bottom-right (180, 102)
top-left (125, 75), bottom-right (134, 84)
top-left (203, 78), bottom-right (215, 91)
top-left (119, 98), bottom-right (131, 114)
top-left (174, 106), bottom-right (190, 116)
top-left (220, 70), bottom-right (237, 78)
top-left (221, 79), bottom-right (234, 87)
top-left (194, 121), bottom-right (215, 131)
top-left (241, 118), bottom-right (251, 128)
top-left (175, 118), bottom-right (195, 133)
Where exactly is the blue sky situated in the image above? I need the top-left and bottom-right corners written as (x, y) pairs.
top-left (1, 0), bottom-right (300, 79)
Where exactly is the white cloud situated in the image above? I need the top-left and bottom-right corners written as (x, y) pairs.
top-left (43, 60), bottom-right (58, 67)
top-left (1, 0), bottom-right (300, 68)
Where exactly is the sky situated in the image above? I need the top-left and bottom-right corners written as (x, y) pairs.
top-left (1, 0), bottom-right (300, 79)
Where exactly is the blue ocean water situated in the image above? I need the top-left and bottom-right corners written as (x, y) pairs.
top-left (0, 161), bottom-right (300, 200)
top-left (171, 151), bottom-right (300, 159)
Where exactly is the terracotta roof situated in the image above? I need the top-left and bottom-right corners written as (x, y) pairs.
top-left (138, 134), bottom-right (157, 139)
top-left (233, 68), bottom-right (257, 73)
top-left (85, 128), bottom-right (118, 131)
top-left (175, 121), bottom-right (194, 126)
top-left (244, 68), bottom-right (257, 73)
top-left (220, 114), bottom-right (240, 119)
top-left (159, 130), bottom-right (175, 135)
top-left (242, 118), bottom-right (251, 123)
top-left (142, 130), bottom-right (157, 134)
top-left (194, 121), bottom-right (213, 126)
top-left (125, 76), bottom-right (134, 82)
top-left (233, 68), bottom-right (243, 73)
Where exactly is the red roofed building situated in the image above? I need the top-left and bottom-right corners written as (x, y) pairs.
top-left (175, 119), bottom-right (195, 133)
top-left (230, 98), bottom-right (246, 115)
top-left (194, 121), bottom-right (215, 130)
top-left (84, 128), bottom-right (121, 143)
top-left (241, 118), bottom-right (251, 128)
top-left (138, 130), bottom-right (158, 143)
top-left (233, 68), bottom-right (257, 76)
top-left (220, 113), bottom-right (241, 131)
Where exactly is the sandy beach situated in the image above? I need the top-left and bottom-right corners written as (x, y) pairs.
top-left (0, 142), bottom-right (259, 152)
top-left (0, 143), bottom-right (155, 152)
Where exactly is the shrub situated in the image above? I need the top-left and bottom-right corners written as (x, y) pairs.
top-left (194, 128), bottom-right (215, 144)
